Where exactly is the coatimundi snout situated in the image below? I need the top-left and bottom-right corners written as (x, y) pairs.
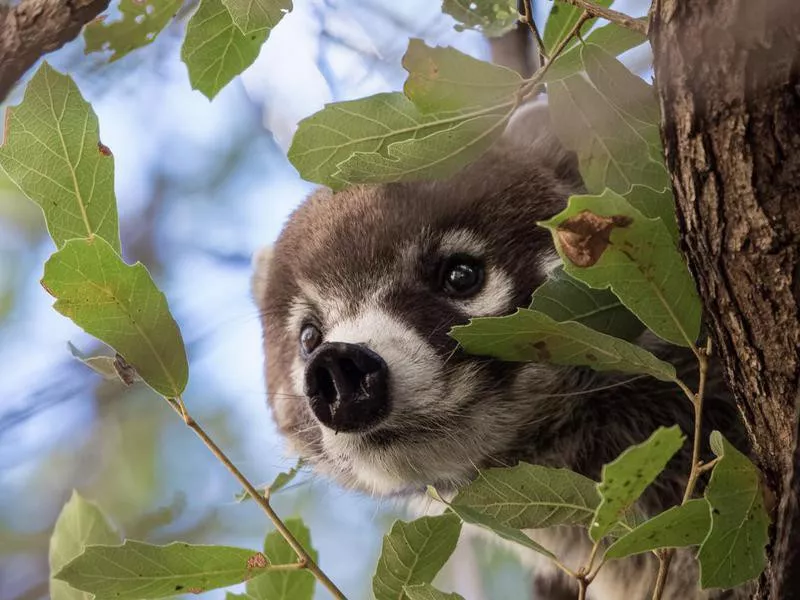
top-left (252, 103), bottom-right (746, 599)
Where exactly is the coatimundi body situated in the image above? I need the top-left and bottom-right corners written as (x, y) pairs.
top-left (252, 102), bottom-right (747, 599)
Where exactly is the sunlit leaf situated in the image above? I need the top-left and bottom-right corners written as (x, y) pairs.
top-left (543, 0), bottom-right (611, 54)
top-left (445, 504), bottom-right (554, 558)
top-left (451, 308), bottom-right (677, 382)
top-left (403, 39), bottom-right (522, 113)
top-left (373, 514), bottom-right (461, 600)
top-left (605, 499), bottom-right (710, 560)
top-left (591, 426), bottom-right (685, 541)
top-left (404, 584), bottom-right (465, 600)
top-left (54, 541), bottom-right (273, 599)
top-left (227, 519), bottom-right (315, 600)
top-left (0, 63), bottom-right (119, 252)
top-left (441, 0), bottom-right (518, 37)
top-left (41, 237), bottom-right (188, 398)
top-left (452, 463), bottom-right (599, 529)
top-left (50, 491), bottom-right (120, 600)
top-left (530, 267), bottom-right (644, 340)
top-left (547, 46), bottom-right (668, 194)
top-left (181, 0), bottom-right (268, 100)
top-left (544, 22), bottom-right (647, 82)
top-left (84, 0), bottom-right (183, 62)
top-left (698, 432), bottom-right (769, 589)
top-left (288, 92), bottom-right (513, 189)
top-left (539, 189), bottom-right (702, 347)
top-left (220, 0), bottom-right (291, 35)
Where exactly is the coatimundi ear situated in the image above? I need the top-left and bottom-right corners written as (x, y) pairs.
top-left (251, 245), bottom-right (273, 310)
top-left (506, 100), bottom-right (583, 189)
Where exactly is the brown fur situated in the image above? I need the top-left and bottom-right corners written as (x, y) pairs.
top-left (254, 104), bottom-right (749, 599)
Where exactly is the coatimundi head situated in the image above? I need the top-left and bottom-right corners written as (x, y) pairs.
top-left (253, 104), bottom-right (583, 495)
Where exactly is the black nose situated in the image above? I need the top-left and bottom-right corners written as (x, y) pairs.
top-left (303, 342), bottom-right (390, 432)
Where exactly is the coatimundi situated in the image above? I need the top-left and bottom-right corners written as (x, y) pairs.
top-left (251, 98), bottom-right (746, 600)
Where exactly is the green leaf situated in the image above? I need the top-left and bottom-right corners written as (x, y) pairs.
top-left (543, 0), bottom-right (611, 54)
top-left (404, 584), bottom-right (465, 600)
top-left (237, 519), bottom-right (316, 600)
top-left (452, 463), bottom-right (600, 529)
top-left (288, 92), bottom-right (513, 189)
top-left (547, 47), bottom-right (669, 194)
top-left (41, 237), bottom-right (188, 398)
top-left (50, 491), bottom-right (121, 600)
top-left (544, 22), bottom-right (647, 82)
top-left (84, 0), bottom-right (183, 62)
top-left (235, 459), bottom-right (304, 502)
top-left (539, 189), bottom-right (702, 348)
top-left (605, 498), bottom-right (711, 560)
top-left (0, 63), bottom-right (120, 252)
top-left (333, 106), bottom-right (512, 186)
top-left (403, 39), bottom-right (522, 113)
top-left (623, 185), bottom-right (678, 242)
top-left (220, 0), bottom-right (291, 35)
top-left (445, 504), bottom-right (555, 558)
top-left (373, 514), bottom-right (461, 600)
top-left (451, 308), bottom-right (677, 382)
top-left (530, 267), bottom-right (644, 341)
top-left (54, 541), bottom-right (273, 599)
top-left (591, 426), bottom-right (685, 541)
top-left (181, 0), bottom-right (268, 100)
top-left (697, 432), bottom-right (769, 589)
top-left (441, 0), bottom-right (518, 37)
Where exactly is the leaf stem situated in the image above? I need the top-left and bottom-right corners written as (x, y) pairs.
top-left (520, 0), bottom-right (548, 62)
top-left (555, 0), bottom-right (647, 35)
top-left (649, 338), bottom-right (713, 599)
top-left (166, 396), bottom-right (347, 600)
top-left (518, 11), bottom-right (591, 101)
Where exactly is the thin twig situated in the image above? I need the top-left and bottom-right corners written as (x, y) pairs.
top-left (167, 397), bottom-right (347, 600)
top-left (556, 0), bottom-right (647, 35)
top-left (518, 11), bottom-right (590, 101)
top-left (577, 577), bottom-right (588, 600)
top-left (651, 551), bottom-right (672, 600)
top-left (520, 0), bottom-right (548, 62)
top-left (649, 338), bottom-right (713, 599)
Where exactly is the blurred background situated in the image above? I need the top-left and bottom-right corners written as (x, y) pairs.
top-left (0, 1), bottom-right (649, 598)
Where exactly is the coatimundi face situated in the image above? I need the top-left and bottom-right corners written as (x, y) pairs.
top-left (254, 105), bottom-right (583, 495)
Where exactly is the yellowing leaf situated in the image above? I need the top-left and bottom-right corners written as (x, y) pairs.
top-left (220, 0), bottom-right (291, 35)
top-left (41, 237), bottom-right (188, 398)
top-left (84, 0), bottom-right (183, 62)
top-left (0, 63), bottom-right (119, 252)
top-left (540, 190), bottom-right (702, 348)
top-left (54, 541), bottom-right (273, 599)
top-left (50, 491), bottom-right (121, 600)
top-left (451, 308), bottom-right (677, 382)
top-left (181, 0), bottom-right (268, 100)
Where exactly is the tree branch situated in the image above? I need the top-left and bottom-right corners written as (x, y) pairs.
top-left (0, 0), bottom-right (110, 103)
top-left (556, 0), bottom-right (646, 35)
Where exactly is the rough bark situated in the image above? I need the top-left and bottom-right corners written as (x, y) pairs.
top-left (650, 0), bottom-right (800, 597)
top-left (0, 0), bottom-right (110, 104)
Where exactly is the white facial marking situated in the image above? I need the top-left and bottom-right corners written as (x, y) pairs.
top-left (539, 250), bottom-right (563, 277)
top-left (250, 245), bottom-right (273, 307)
top-left (458, 265), bottom-right (514, 317)
top-left (439, 229), bottom-right (486, 257)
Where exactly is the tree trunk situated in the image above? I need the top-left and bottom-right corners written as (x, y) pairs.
top-left (650, 0), bottom-right (800, 597)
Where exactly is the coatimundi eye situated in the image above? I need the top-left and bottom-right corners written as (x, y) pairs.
top-left (299, 324), bottom-right (322, 357)
top-left (440, 255), bottom-right (485, 298)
